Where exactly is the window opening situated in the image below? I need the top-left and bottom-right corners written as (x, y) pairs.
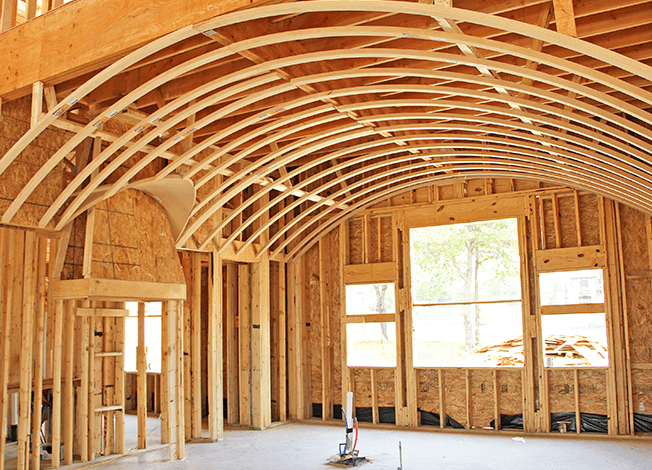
top-left (345, 283), bottom-right (396, 367)
top-left (124, 302), bottom-right (162, 373)
top-left (539, 269), bottom-right (608, 367)
top-left (410, 218), bottom-right (523, 367)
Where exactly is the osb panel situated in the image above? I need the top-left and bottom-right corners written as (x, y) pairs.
top-left (548, 369), bottom-right (576, 413)
top-left (0, 96), bottom-right (72, 229)
top-left (376, 369), bottom-right (395, 407)
top-left (417, 370), bottom-right (439, 413)
top-left (438, 185), bottom-right (455, 200)
top-left (542, 198), bottom-right (557, 249)
top-left (352, 369), bottom-right (372, 407)
top-left (390, 192), bottom-right (412, 206)
top-left (632, 369), bottom-right (652, 413)
top-left (470, 370), bottom-right (494, 428)
top-left (468, 180), bottom-right (486, 197)
top-left (558, 195), bottom-right (578, 248)
top-left (7, 232), bottom-right (25, 383)
top-left (413, 187), bottom-right (429, 204)
top-left (620, 204), bottom-right (652, 364)
top-left (380, 216), bottom-right (393, 263)
top-left (578, 369), bottom-right (608, 415)
top-left (624, 279), bottom-right (652, 364)
top-left (497, 369), bottom-right (523, 416)
top-left (620, 204), bottom-right (648, 273)
top-left (579, 194), bottom-right (600, 246)
top-left (305, 244), bottom-right (322, 405)
top-left (514, 180), bottom-right (539, 192)
top-left (88, 189), bottom-right (184, 284)
top-left (348, 218), bottom-right (364, 264)
top-left (369, 217), bottom-right (380, 264)
top-left (62, 212), bottom-right (87, 281)
top-left (493, 179), bottom-right (513, 194)
top-left (444, 369), bottom-right (468, 428)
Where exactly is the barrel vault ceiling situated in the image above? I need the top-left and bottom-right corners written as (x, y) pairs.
top-left (1, 0), bottom-right (651, 260)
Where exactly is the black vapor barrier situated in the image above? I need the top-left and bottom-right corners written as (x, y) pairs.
top-left (634, 413), bottom-right (652, 433)
top-left (419, 410), bottom-right (464, 428)
top-left (490, 414), bottom-right (523, 430)
top-left (550, 412), bottom-right (608, 433)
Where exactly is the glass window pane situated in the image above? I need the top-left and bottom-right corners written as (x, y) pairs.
top-left (412, 302), bottom-right (523, 367)
top-left (539, 269), bottom-right (604, 305)
top-left (347, 323), bottom-right (396, 367)
top-left (345, 283), bottom-right (395, 315)
top-left (410, 219), bottom-right (521, 304)
top-left (541, 313), bottom-right (608, 367)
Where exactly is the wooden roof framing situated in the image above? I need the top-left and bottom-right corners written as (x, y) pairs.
top-left (1, 0), bottom-right (651, 259)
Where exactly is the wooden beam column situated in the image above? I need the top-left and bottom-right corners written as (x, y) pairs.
top-left (163, 300), bottom-right (184, 460)
top-left (191, 253), bottom-right (202, 439)
top-left (137, 302), bottom-right (147, 449)
top-left (208, 249), bottom-right (224, 440)
top-left (225, 263), bottom-right (239, 424)
top-left (251, 255), bottom-right (271, 429)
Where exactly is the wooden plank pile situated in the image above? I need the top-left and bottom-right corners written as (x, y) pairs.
top-left (473, 335), bottom-right (608, 366)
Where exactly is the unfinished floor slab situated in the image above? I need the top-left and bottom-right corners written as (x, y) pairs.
top-left (56, 419), bottom-right (652, 470)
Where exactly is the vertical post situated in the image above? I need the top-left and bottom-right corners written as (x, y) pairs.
top-left (79, 304), bottom-right (90, 462)
top-left (319, 239), bottom-right (332, 420)
top-left (278, 262), bottom-right (287, 422)
top-left (88, 311), bottom-right (97, 460)
top-left (176, 301), bottom-right (186, 459)
top-left (191, 253), bottom-right (202, 439)
top-left (31, 236), bottom-right (47, 470)
top-left (51, 298), bottom-right (64, 469)
top-left (17, 231), bottom-right (36, 470)
top-left (438, 369), bottom-right (445, 429)
top-left (114, 305), bottom-right (125, 454)
top-left (164, 301), bottom-right (184, 460)
top-left (225, 263), bottom-right (239, 424)
top-left (238, 265), bottom-right (251, 426)
top-left (493, 370), bottom-right (500, 431)
top-left (160, 303), bottom-right (169, 445)
top-left (251, 256), bottom-right (271, 429)
top-left (0, 229), bottom-right (12, 470)
top-left (63, 300), bottom-right (75, 464)
top-left (137, 302), bottom-right (147, 449)
top-left (208, 249), bottom-right (223, 440)
top-left (339, 224), bottom-right (349, 422)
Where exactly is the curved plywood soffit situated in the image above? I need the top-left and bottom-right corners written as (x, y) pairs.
top-left (1, 0), bottom-right (651, 260)
top-left (72, 176), bottom-right (196, 241)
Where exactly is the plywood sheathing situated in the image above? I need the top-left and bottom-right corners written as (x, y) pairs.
top-left (619, 204), bottom-right (652, 364)
top-left (579, 194), bottom-right (601, 247)
top-left (0, 96), bottom-right (71, 229)
top-left (89, 189), bottom-right (184, 284)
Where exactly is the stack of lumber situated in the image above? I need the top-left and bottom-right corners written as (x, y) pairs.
top-left (472, 335), bottom-right (608, 366)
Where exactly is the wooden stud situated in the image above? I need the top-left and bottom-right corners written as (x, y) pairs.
top-left (615, 204), bottom-right (635, 435)
top-left (88, 310), bottom-right (97, 460)
top-left (163, 301), bottom-right (177, 459)
top-left (226, 263), bottom-right (239, 424)
top-left (31, 236), bottom-right (47, 470)
top-left (278, 262), bottom-right (287, 422)
top-left (137, 302), bottom-right (147, 449)
top-left (191, 253), bottom-right (202, 438)
top-left (115, 305), bottom-right (126, 454)
top-left (0, 230), bottom-right (14, 470)
top-left (465, 370), bottom-right (472, 429)
top-left (51, 298), bottom-right (64, 469)
top-left (64, 300), bottom-right (75, 464)
top-left (160, 302), bottom-right (169, 445)
top-left (79, 303), bottom-right (90, 462)
top-left (552, 193), bottom-right (562, 248)
top-left (574, 190), bottom-right (582, 246)
top-left (18, 232), bottom-right (36, 470)
top-left (182, 256), bottom-right (192, 440)
top-left (574, 368), bottom-right (581, 434)
top-left (208, 249), bottom-right (224, 440)
top-left (176, 301), bottom-right (186, 459)
top-left (371, 369), bottom-right (378, 424)
top-left (31, 81), bottom-right (44, 128)
top-left (251, 256), bottom-right (271, 429)
top-left (438, 369), bottom-right (445, 429)
top-left (493, 370), bottom-right (500, 431)
top-left (238, 264), bottom-right (251, 426)
top-left (339, 224), bottom-right (350, 422)
top-left (319, 238), bottom-right (332, 420)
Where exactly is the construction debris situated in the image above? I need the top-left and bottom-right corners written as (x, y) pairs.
top-left (472, 335), bottom-right (608, 367)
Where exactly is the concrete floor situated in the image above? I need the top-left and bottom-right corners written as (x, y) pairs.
top-left (7, 416), bottom-right (652, 469)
